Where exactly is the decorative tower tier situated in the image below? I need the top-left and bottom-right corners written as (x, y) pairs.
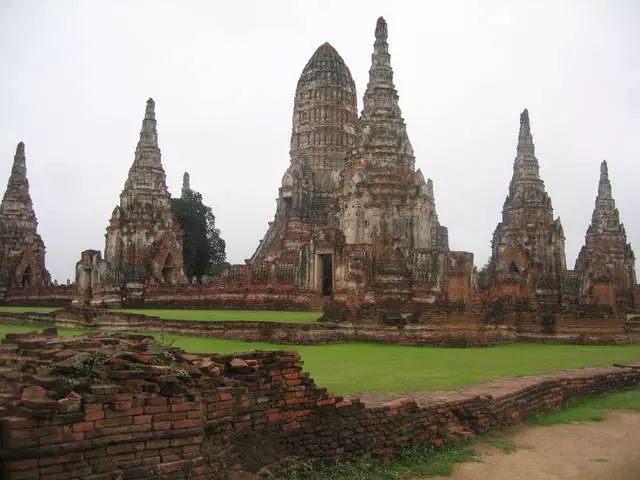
top-left (0, 142), bottom-right (50, 291)
top-left (104, 99), bottom-right (184, 286)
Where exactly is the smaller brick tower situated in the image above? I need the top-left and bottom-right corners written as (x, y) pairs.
top-left (0, 142), bottom-right (50, 296)
top-left (575, 161), bottom-right (636, 305)
top-left (104, 98), bottom-right (185, 286)
top-left (489, 109), bottom-right (566, 302)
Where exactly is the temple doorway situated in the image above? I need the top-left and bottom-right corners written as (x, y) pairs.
top-left (162, 253), bottom-right (175, 284)
top-left (318, 254), bottom-right (333, 296)
top-left (21, 265), bottom-right (32, 287)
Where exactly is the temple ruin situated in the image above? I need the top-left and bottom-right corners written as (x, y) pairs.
top-left (488, 109), bottom-right (567, 303)
top-left (0, 142), bottom-right (50, 299)
top-left (251, 17), bottom-right (474, 321)
top-left (76, 99), bottom-right (185, 305)
top-left (2, 16), bottom-right (629, 317)
top-left (575, 160), bottom-right (636, 305)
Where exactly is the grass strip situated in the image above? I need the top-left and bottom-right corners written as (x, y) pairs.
top-left (281, 442), bottom-right (479, 480)
top-left (526, 386), bottom-right (640, 425)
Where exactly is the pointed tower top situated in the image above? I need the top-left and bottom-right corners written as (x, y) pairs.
top-left (375, 17), bottom-right (388, 42)
top-left (136, 97), bottom-right (159, 155)
top-left (145, 98), bottom-right (155, 120)
top-left (517, 108), bottom-right (534, 155)
top-left (182, 171), bottom-right (190, 196)
top-left (10, 141), bottom-right (27, 183)
top-left (598, 159), bottom-right (612, 199)
top-left (362, 16), bottom-right (401, 119)
top-left (503, 109), bottom-right (548, 213)
top-left (0, 141), bottom-right (37, 231)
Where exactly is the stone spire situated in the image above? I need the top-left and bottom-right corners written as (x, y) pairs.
top-left (121, 98), bottom-right (170, 205)
top-left (132, 98), bottom-right (161, 170)
top-left (575, 161), bottom-right (635, 292)
top-left (362, 17), bottom-right (401, 120)
top-left (504, 109), bottom-right (549, 213)
top-left (0, 142), bottom-right (49, 289)
top-left (357, 16), bottom-right (414, 171)
top-left (585, 160), bottom-right (622, 235)
top-left (182, 171), bottom-right (190, 196)
top-left (0, 142), bottom-right (37, 233)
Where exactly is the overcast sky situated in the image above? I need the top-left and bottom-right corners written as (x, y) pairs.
top-left (1, 0), bottom-right (639, 282)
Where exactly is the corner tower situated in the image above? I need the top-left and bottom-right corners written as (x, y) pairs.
top-left (104, 99), bottom-right (184, 286)
top-left (0, 142), bottom-right (50, 291)
top-left (252, 43), bottom-right (357, 261)
top-left (575, 161), bottom-right (635, 303)
top-left (489, 109), bottom-right (566, 300)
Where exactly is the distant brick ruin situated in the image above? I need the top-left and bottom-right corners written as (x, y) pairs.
top-left (487, 110), bottom-right (636, 311)
top-left (0, 143), bottom-right (51, 300)
top-left (575, 160), bottom-right (636, 305)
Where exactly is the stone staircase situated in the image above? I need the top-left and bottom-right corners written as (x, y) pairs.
top-left (626, 316), bottom-right (640, 333)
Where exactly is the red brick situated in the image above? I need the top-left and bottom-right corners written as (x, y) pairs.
top-left (72, 421), bottom-right (95, 432)
top-left (134, 415), bottom-right (152, 425)
top-left (172, 419), bottom-right (201, 429)
top-left (5, 459), bottom-right (38, 470)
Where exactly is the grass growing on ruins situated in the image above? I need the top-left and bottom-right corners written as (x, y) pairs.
top-left (114, 309), bottom-right (322, 323)
top-left (526, 386), bottom-right (640, 425)
top-left (0, 324), bottom-right (639, 395)
top-left (282, 442), bottom-right (479, 480)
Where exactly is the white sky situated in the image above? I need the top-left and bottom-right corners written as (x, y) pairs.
top-left (1, 0), bottom-right (639, 283)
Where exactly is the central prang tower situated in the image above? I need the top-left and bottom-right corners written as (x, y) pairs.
top-left (251, 42), bottom-right (358, 262)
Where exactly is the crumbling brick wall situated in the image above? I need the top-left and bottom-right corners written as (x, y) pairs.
top-left (1, 330), bottom-right (639, 479)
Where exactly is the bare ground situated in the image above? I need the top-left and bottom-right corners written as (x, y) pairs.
top-left (423, 411), bottom-right (640, 480)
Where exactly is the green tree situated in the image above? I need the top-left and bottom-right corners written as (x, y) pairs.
top-left (171, 189), bottom-right (226, 282)
top-left (477, 261), bottom-right (490, 290)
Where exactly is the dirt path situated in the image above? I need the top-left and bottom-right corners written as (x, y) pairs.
top-left (423, 411), bottom-right (640, 480)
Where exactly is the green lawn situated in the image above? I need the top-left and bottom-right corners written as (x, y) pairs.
top-left (1, 324), bottom-right (638, 395)
top-left (114, 309), bottom-right (322, 323)
top-left (0, 306), bottom-right (60, 313)
top-left (0, 306), bottom-right (322, 323)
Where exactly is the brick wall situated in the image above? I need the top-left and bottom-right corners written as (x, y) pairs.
top-left (1, 330), bottom-right (639, 479)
